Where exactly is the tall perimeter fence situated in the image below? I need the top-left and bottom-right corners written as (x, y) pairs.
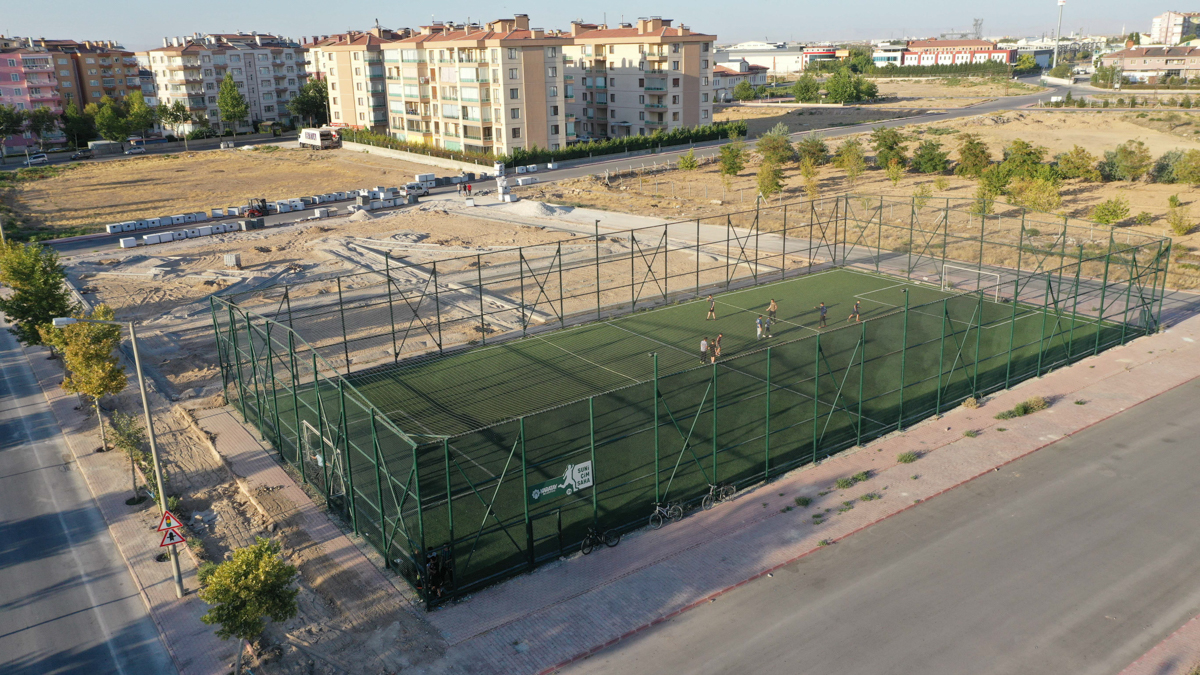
top-left (210, 195), bottom-right (1170, 607)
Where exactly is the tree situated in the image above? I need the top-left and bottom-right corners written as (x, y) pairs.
top-left (110, 410), bottom-right (147, 501)
top-left (1167, 204), bottom-right (1193, 236)
top-left (824, 68), bottom-right (875, 104)
top-left (0, 242), bottom-right (77, 347)
top-left (42, 304), bottom-right (125, 452)
top-left (885, 157), bottom-right (904, 186)
top-left (1090, 197), bottom-right (1130, 225)
top-left (913, 183), bottom-right (933, 210)
top-left (124, 91), bottom-right (157, 143)
top-left (796, 132), bottom-right (829, 166)
top-left (800, 156), bottom-right (820, 200)
top-left (199, 537), bottom-right (298, 675)
top-left (833, 138), bottom-right (866, 185)
top-left (217, 73), bottom-right (250, 136)
top-left (757, 160), bottom-right (783, 199)
top-left (1001, 139), bottom-right (1048, 178)
top-left (1127, 32), bottom-right (1141, 46)
top-left (0, 105), bottom-right (26, 164)
top-left (970, 185), bottom-right (997, 216)
top-left (756, 122), bottom-right (796, 165)
top-left (677, 148), bottom-right (699, 170)
top-left (157, 101), bottom-right (192, 149)
top-left (911, 140), bottom-right (949, 174)
top-left (1014, 54), bottom-right (1038, 74)
top-left (286, 78), bottom-right (328, 127)
top-left (93, 99), bottom-right (130, 146)
top-left (1008, 176), bottom-right (1062, 212)
top-left (1048, 63), bottom-right (1072, 79)
top-left (790, 74), bottom-right (820, 103)
top-left (870, 126), bottom-right (906, 169)
top-left (1055, 145), bottom-right (1101, 181)
top-left (23, 107), bottom-right (59, 151)
top-left (718, 136), bottom-right (745, 185)
top-left (61, 102), bottom-right (96, 149)
top-left (955, 133), bottom-right (992, 178)
top-left (1100, 140), bottom-right (1153, 181)
top-left (732, 80), bottom-right (755, 101)
top-left (1171, 149), bottom-right (1200, 185)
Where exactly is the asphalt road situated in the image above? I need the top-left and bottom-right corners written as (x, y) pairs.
top-left (563, 377), bottom-right (1200, 675)
top-left (0, 327), bottom-right (177, 675)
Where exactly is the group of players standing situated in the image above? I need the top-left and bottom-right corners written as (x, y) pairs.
top-left (698, 295), bottom-right (863, 365)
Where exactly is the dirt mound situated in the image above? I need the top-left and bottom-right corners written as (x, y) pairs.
top-left (348, 209), bottom-right (376, 222)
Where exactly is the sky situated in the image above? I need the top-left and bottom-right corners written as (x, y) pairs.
top-left (4, 0), bottom-right (1148, 52)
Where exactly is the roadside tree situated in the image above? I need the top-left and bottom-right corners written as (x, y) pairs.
top-left (217, 73), bottom-right (250, 136)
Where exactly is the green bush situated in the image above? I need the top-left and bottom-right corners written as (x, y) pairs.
top-left (955, 133), bottom-right (991, 178)
top-left (896, 452), bottom-right (919, 464)
top-left (1091, 197), bottom-right (1131, 225)
top-left (1133, 211), bottom-right (1154, 226)
top-left (871, 126), bottom-right (906, 169)
top-left (911, 140), bottom-right (949, 174)
top-left (677, 148), bottom-right (699, 171)
top-left (994, 396), bottom-right (1050, 420)
top-left (796, 132), bottom-right (830, 165)
top-left (1098, 140), bottom-right (1153, 181)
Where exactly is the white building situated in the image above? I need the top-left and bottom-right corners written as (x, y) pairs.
top-left (712, 59), bottom-right (768, 102)
top-left (1151, 11), bottom-right (1200, 45)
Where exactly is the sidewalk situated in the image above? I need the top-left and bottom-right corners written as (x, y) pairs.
top-left (418, 314), bottom-right (1200, 675)
top-left (19, 344), bottom-right (234, 675)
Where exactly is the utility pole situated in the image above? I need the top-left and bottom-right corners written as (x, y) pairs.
top-left (1052, 0), bottom-right (1066, 70)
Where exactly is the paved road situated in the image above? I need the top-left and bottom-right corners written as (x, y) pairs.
top-left (0, 328), bottom-right (177, 675)
top-left (563, 377), bottom-right (1200, 675)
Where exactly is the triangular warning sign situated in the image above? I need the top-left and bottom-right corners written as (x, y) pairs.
top-left (160, 529), bottom-right (186, 547)
top-left (157, 510), bottom-right (182, 532)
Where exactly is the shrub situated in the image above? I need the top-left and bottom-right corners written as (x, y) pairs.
top-left (757, 160), bottom-right (784, 198)
top-left (1098, 140), bottom-right (1153, 181)
top-left (871, 126), bottom-right (907, 168)
top-left (756, 122), bottom-right (796, 165)
top-left (833, 138), bottom-right (866, 184)
top-left (1091, 197), bottom-right (1130, 225)
top-left (1133, 211), bottom-right (1154, 226)
top-left (1168, 205), bottom-right (1194, 236)
top-left (1055, 145), bottom-right (1102, 181)
top-left (896, 452), bottom-right (919, 464)
top-left (852, 471), bottom-right (869, 483)
top-left (796, 132), bottom-right (830, 165)
top-left (913, 183), bottom-right (933, 209)
top-left (912, 140), bottom-right (949, 174)
top-left (794, 496), bottom-right (811, 508)
top-left (994, 396), bottom-right (1050, 420)
top-left (1008, 176), bottom-right (1062, 212)
top-left (934, 175), bottom-right (949, 191)
top-left (963, 429), bottom-right (979, 438)
top-left (1170, 194), bottom-right (1183, 208)
top-left (677, 148), bottom-right (699, 171)
top-left (955, 133), bottom-right (991, 178)
top-left (1170, 149), bottom-right (1200, 186)
top-left (800, 156), bottom-right (820, 200)
top-left (718, 137), bottom-right (746, 182)
top-left (969, 185), bottom-right (997, 215)
top-left (886, 157), bottom-right (904, 186)
top-left (835, 477), bottom-right (855, 490)
top-left (961, 397), bottom-right (979, 409)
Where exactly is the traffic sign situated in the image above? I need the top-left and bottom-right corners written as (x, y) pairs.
top-left (160, 529), bottom-right (186, 547)
top-left (156, 510), bottom-right (182, 532)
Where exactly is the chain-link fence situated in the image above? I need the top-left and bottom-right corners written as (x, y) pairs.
top-left (211, 195), bottom-right (1169, 608)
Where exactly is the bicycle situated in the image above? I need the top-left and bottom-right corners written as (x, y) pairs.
top-left (701, 483), bottom-right (737, 510)
top-left (648, 502), bottom-right (684, 529)
top-left (580, 526), bottom-right (621, 555)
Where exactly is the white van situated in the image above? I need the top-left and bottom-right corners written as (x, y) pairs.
top-left (403, 182), bottom-right (430, 197)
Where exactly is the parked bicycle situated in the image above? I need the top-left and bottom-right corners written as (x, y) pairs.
top-left (701, 483), bottom-right (737, 510)
top-left (648, 501), bottom-right (684, 529)
top-left (580, 526), bottom-right (621, 555)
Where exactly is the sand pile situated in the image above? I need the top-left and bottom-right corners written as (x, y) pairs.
top-left (348, 209), bottom-right (376, 222)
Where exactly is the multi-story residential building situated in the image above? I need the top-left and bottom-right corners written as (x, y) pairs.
top-left (1151, 11), bottom-right (1200, 46)
top-left (0, 47), bottom-right (66, 154)
top-left (305, 28), bottom-right (407, 131)
top-left (1099, 45), bottom-right (1200, 83)
top-left (565, 16), bottom-right (715, 143)
top-left (38, 39), bottom-right (140, 105)
top-left (900, 39), bottom-right (1016, 66)
top-left (712, 59), bottom-right (768, 102)
top-left (141, 32), bottom-right (308, 134)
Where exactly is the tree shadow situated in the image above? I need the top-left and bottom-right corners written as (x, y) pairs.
top-left (4, 615), bottom-right (177, 675)
top-left (0, 507), bottom-right (103, 571)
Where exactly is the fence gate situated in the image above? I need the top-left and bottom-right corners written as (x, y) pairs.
top-left (302, 419), bottom-right (345, 501)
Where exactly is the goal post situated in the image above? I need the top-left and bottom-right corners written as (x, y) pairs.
top-left (941, 264), bottom-right (1001, 302)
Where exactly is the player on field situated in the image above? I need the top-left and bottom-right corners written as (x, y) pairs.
top-left (815, 301), bottom-right (828, 328)
top-left (706, 295), bottom-right (717, 321)
top-left (714, 333), bottom-right (723, 359)
top-left (848, 300), bottom-right (862, 323)
top-left (756, 315), bottom-right (766, 340)
top-left (700, 337), bottom-right (710, 364)
top-left (767, 298), bottom-right (777, 322)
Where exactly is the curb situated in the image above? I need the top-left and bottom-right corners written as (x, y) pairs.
top-left (535, 373), bottom-right (1199, 675)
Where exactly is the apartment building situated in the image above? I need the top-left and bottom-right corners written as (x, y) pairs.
top-left (0, 48), bottom-right (63, 153)
top-left (1099, 45), bottom-right (1200, 82)
top-left (900, 39), bottom-right (1016, 66)
top-left (38, 39), bottom-right (140, 105)
top-left (141, 32), bottom-right (308, 134)
top-left (1151, 11), bottom-right (1200, 46)
top-left (712, 59), bottom-right (768, 102)
top-left (304, 28), bottom-right (408, 131)
top-left (566, 17), bottom-right (715, 142)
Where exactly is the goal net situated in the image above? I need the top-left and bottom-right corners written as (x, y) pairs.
top-left (941, 264), bottom-right (1001, 302)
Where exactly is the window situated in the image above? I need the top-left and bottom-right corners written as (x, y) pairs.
top-left (672, 112), bottom-right (679, 121)
top-left (258, 54), bottom-right (268, 61)
top-left (57, 58), bottom-right (67, 65)
top-left (208, 95), bottom-right (216, 103)
top-left (330, 82), bottom-right (337, 90)
top-left (702, 77), bottom-right (709, 86)
top-left (358, 97), bottom-right (364, 105)
top-left (548, 66), bottom-right (557, 77)
top-left (672, 95), bottom-right (679, 104)
top-left (356, 82), bottom-right (363, 91)
top-left (551, 124), bottom-right (559, 134)
top-left (672, 43), bottom-right (680, 53)
top-left (508, 68), bottom-right (518, 80)
top-left (702, 93), bottom-right (709, 102)
top-left (672, 78), bottom-right (680, 87)
top-left (91, 91), bottom-right (101, 97)
top-left (638, 78), bottom-right (644, 87)
top-left (359, 112), bottom-right (365, 120)
top-left (510, 108), bottom-right (520, 119)
top-left (639, 111), bottom-right (645, 120)
top-left (492, 49), bottom-right (499, 62)
top-left (512, 127), bottom-right (521, 138)
top-left (611, 94), bottom-right (616, 102)
top-left (355, 67), bottom-right (361, 76)
top-left (334, 111), bottom-right (340, 119)
top-left (332, 97), bottom-right (338, 104)
top-left (702, 60), bottom-right (709, 69)
top-left (547, 47), bottom-right (557, 58)
top-left (549, 86), bottom-right (558, 97)
top-left (353, 52), bottom-right (360, 61)
top-left (671, 61), bottom-right (680, 71)
top-left (88, 68), bottom-right (97, 75)
top-left (231, 55), bottom-right (241, 62)
top-left (85, 58), bottom-right (95, 64)
top-left (60, 70), bottom-right (69, 77)
top-left (264, 105), bottom-right (274, 112)
top-left (9, 74), bottom-right (18, 82)
top-left (550, 105), bottom-right (559, 115)
top-left (703, 43), bottom-right (710, 53)
top-left (492, 68), bottom-right (499, 82)
top-left (609, 77), bottom-right (615, 87)
top-left (701, 110), bottom-right (708, 119)
top-left (204, 68), bottom-right (213, 76)
top-left (509, 87), bottom-right (519, 100)
top-left (508, 48), bottom-right (517, 60)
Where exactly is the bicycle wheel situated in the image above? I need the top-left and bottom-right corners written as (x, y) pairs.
top-left (649, 511), bottom-right (664, 529)
top-left (603, 530), bottom-right (621, 547)
top-left (702, 493), bottom-right (715, 511)
top-left (667, 504), bottom-right (684, 521)
top-left (719, 485), bottom-right (736, 502)
top-left (581, 536), bottom-right (595, 556)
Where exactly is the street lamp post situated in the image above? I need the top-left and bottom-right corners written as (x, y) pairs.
top-left (53, 317), bottom-right (185, 598)
top-left (1052, 0), bottom-right (1066, 71)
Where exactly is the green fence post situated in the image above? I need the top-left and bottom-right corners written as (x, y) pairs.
top-left (972, 292), bottom-right (984, 395)
top-left (558, 242), bottom-right (565, 328)
top-left (1120, 248), bottom-right (1137, 345)
top-left (370, 413), bottom-right (384, 546)
top-left (338, 380), bottom-right (357, 535)
top-left (1005, 278), bottom-right (1019, 389)
top-left (941, 198), bottom-right (949, 273)
top-left (808, 200), bottom-right (815, 275)
top-left (412, 440), bottom-right (425, 556)
top-left (1015, 211), bottom-right (1026, 286)
top-left (589, 397), bottom-right (598, 524)
top-left (936, 298), bottom-right (947, 415)
top-left (906, 197), bottom-right (915, 279)
top-left (857, 320), bottom-right (866, 445)
top-left (811, 332), bottom-right (821, 464)
top-left (725, 217), bottom-right (731, 287)
top-left (898, 290), bottom-right (909, 431)
top-left (1067, 246), bottom-right (1083, 360)
top-left (285, 289), bottom-right (295, 333)
top-left (265, 322), bottom-right (283, 453)
top-left (519, 248), bottom-right (526, 336)
top-left (631, 231), bottom-right (637, 311)
top-left (521, 417), bottom-right (532, 568)
top-left (712, 362), bottom-right (719, 485)
top-left (696, 219), bottom-right (701, 297)
top-left (596, 220), bottom-right (602, 320)
top-left (336, 276), bottom-right (350, 375)
top-left (977, 212), bottom-right (986, 270)
top-left (443, 437), bottom-right (453, 547)
top-left (753, 204), bottom-right (761, 284)
top-left (288, 332), bottom-right (304, 482)
top-left (1093, 233), bottom-right (1114, 356)
top-left (210, 298), bottom-right (228, 393)
top-left (432, 261), bottom-right (443, 353)
top-left (782, 204), bottom-right (788, 282)
top-left (386, 255), bottom-right (399, 360)
top-left (663, 224), bottom-right (670, 303)
top-left (877, 199), bottom-right (886, 274)
top-left (1155, 241), bottom-right (1171, 329)
top-left (1036, 275), bottom-right (1051, 376)
top-left (764, 347), bottom-right (771, 480)
top-left (244, 313), bottom-right (265, 436)
top-left (477, 253), bottom-right (486, 345)
top-left (314, 353), bottom-right (329, 491)
top-left (653, 352), bottom-right (660, 503)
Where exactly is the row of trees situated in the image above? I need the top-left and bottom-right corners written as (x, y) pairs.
top-left (0, 76), bottom-right (329, 158)
top-left (785, 69), bottom-right (878, 104)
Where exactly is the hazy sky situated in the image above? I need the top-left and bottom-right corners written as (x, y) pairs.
top-left (3, 0), bottom-right (1148, 52)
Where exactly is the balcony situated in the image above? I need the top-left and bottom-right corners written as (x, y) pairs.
top-left (645, 53), bottom-right (668, 61)
top-left (30, 90), bottom-right (60, 101)
top-left (21, 63), bottom-right (53, 71)
top-left (646, 118), bottom-right (666, 126)
top-left (644, 83), bottom-right (666, 91)
top-left (644, 102), bottom-right (667, 109)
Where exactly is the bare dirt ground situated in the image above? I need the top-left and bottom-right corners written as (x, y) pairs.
top-left (873, 76), bottom-right (1044, 102)
top-left (6, 146), bottom-right (446, 237)
top-left (714, 104), bottom-right (924, 138)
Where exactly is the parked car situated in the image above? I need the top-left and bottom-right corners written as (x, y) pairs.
top-left (70, 148), bottom-right (93, 160)
top-left (124, 146), bottom-right (146, 155)
top-left (402, 182), bottom-right (430, 197)
top-left (23, 153), bottom-right (49, 166)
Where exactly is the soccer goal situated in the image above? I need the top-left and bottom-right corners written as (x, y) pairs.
top-left (941, 264), bottom-right (1001, 302)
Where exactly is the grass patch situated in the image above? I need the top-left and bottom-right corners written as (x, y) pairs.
top-left (910, 474), bottom-right (919, 480)
top-left (834, 471), bottom-right (872, 491)
top-left (860, 492), bottom-right (881, 502)
top-left (961, 397), bottom-right (979, 409)
top-left (897, 451), bottom-right (919, 464)
top-left (835, 478), bottom-right (855, 490)
top-left (852, 471), bottom-right (869, 483)
top-left (818, 539), bottom-right (832, 547)
top-left (1074, 399), bottom-right (1087, 405)
top-left (994, 396), bottom-right (1050, 420)
top-left (963, 429), bottom-right (979, 438)
top-left (794, 496), bottom-right (811, 508)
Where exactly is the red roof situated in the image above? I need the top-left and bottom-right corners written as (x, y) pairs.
top-left (714, 63), bottom-right (767, 76)
top-left (1104, 46), bottom-right (1200, 58)
top-left (907, 39), bottom-right (997, 49)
